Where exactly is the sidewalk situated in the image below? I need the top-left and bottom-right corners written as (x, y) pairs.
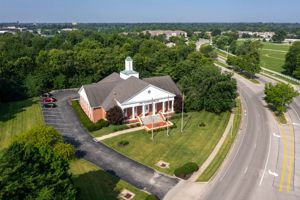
top-left (94, 126), bottom-right (144, 141)
top-left (189, 112), bottom-right (235, 182)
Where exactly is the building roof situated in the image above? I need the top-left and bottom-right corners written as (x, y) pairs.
top-left (81, 73), bottom-right (180, 110)
top-left (143, 76), bottom-right (182, 96)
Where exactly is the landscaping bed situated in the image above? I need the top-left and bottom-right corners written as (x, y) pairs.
top-left (71, 100), bottom-right (109, 132)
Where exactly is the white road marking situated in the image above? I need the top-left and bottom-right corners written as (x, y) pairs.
top-left (292, 122), bottom-right (300, 126)
top-left (259, 128), bottom-right (272, 186)
top-left (268, 170), bottom-right (278, 177)
top-left (273, 133), bottom-right (281, 138)
top-left (244, 167), bottom-right (248, 174)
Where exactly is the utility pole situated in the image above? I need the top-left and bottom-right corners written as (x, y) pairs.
top-left (151, 98), bottom-right (154, 140)
top-left (181, 94), bottom-right (184, 133)
top-left (166, 95), bottom-right (169, 136)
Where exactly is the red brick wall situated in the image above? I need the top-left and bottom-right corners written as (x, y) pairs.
top-left (79, 96), bottom-right (106, 123)
top-left (93, 107), bottom-right (106, 122)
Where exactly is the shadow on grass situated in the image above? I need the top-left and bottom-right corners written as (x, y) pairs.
top-left (73, 170), bottom-right (120, 200)
top-left (0, 98), bottom-right (37, 123)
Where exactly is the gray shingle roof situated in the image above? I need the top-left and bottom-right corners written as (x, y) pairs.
top-left (143, 75), bottom-right (181, 96)
top-left (82, 73), bottom-right (180, 110)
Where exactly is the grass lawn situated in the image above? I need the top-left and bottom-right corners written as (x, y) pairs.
top-left (70, 159), bottom-right (149, 200)
top-left (0, 98), bottom-right (44, 150)
top-left (197, 98), bottom-right (242, 181)
top-left (237, 40), bottom-right (290, 73)
top-left (103, 111), bottom-right (230, 175)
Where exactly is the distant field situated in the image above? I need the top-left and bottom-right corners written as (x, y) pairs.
top-left (260, 42), bottom-right (290, 73)
top-left (236, 41), bottom-right (291, 73)
top-left (0, 98), bottom-right (44, 150)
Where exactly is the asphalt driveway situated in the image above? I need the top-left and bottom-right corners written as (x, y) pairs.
top-left (41, 89), bottom-right (178, 199)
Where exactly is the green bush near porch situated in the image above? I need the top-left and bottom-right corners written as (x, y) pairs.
top-left (71, 101), bottom-right (109, 132)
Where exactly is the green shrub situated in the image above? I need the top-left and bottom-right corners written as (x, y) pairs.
top-left (199, 122), bottom-right (206, 127)
top-left (174, 162), bottom-right (199, 178)
top-left (71, 101), bottom-right (110, 132)
top-left (145, 195), bottom-right (158, 200)
top-left (112, 124), bottom-right (128, 132)
top-left (118, 140), bottom-right (129, 147)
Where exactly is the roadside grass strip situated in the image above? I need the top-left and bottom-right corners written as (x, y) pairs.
top-left (278, 123), bottom-right (287, 192)
top-left (197, 98), bottom-right (242, 182)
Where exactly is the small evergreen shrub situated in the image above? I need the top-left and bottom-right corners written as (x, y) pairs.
top-left (174, 162), bottom-right (199, 178)
top-left (118, 140), bottom-right (129, 147)
top-left (199, 122), bottom-right (206, 127)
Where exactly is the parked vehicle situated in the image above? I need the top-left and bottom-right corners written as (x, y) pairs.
top-left (41, 92), bottom-right (53, 98)
top-left (43, 97), bottom-right (57, 103)
top-left (43, 103), bottom-right (57, 108)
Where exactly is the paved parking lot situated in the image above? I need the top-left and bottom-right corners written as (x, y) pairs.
top-left (41, 90), bottom-right (178, 199)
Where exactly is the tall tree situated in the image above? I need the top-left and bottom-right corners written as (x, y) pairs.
top-left (0, 142), bottom-right (76, 199)
top-left (264, 83), bottom-right (298, 114)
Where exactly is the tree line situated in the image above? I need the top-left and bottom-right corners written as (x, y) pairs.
top-left (0, 30), bottom-right (237, 113)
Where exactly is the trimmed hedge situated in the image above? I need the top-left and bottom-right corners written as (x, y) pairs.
top-left (71, 101), bottom-right (109, 132)
top-left (174, 162), bottom-right (199, 178)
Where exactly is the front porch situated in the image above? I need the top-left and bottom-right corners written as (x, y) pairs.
top-left (122, 100), bottom-right (175, 123)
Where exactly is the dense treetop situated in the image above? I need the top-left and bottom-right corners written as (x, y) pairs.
top-left (0, 30), bottom-right (237, 113)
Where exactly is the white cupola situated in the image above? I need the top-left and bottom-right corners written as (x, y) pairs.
top-left (120, 56), bottom-right (139, 80)
top-left (125, 56), bottom-right (133, 70)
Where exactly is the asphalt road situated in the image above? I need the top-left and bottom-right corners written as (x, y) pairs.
top-left (198, 63), bottom-right (300, 200)
top-left (41, 90), bottom-right (178, 199)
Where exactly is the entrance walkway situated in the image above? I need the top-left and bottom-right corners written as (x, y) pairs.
top-left (94, 126), bottom-right (144, 141)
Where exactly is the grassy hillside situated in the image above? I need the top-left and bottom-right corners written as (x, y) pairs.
top-left (0, 98), bottom-right (44, 150)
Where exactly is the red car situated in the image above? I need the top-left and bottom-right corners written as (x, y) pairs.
top-left (43, 97), bottom-right (57, 103)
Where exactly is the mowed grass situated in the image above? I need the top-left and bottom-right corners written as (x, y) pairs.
top-left (70, 159), bottom-right (149, 200)
top-left (198, 98), bottom-right (241, 181)
top-left (103, 111), bottom-right (230, 175)
top-left (237, 40), bottom-right (291, 73)
top-left (0, 98), bottom-right (44, 150)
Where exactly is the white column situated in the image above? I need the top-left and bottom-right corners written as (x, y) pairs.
top-left (152, 102), bottom-right (155, 116)
top-left (142, 103), bottom-right (145, 117)
top-left (162, 101), bottom-right (165, 114)
top-left (132, 106), bottom-right (135, 119)
top-left (171, 100), bottom-right (174, 112)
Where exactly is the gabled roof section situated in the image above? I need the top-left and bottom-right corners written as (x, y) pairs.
top-left (102, 76), bottom-right (150, 109)
top-left (143, 75), bottom-right (181, 96)
top-left (97, 72), bottom-right (122, 84)
top-left (80, 74), bottom-right (181, 110)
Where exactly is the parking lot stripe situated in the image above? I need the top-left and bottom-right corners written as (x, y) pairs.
top-left (278, 123), bottom-right (287, 192)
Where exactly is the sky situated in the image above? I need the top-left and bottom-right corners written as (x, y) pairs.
top-left (1, 0), bottom-right (300, 23)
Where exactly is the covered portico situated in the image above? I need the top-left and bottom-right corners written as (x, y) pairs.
top-left (121, 98), bottom-right (174, 121)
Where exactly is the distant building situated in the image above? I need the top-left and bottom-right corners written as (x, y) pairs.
top-left (143, 30), bottom-right (187, 40)
top-left (238, 31), bottom-right (275, 40)
top-left (61, 28), bottom-right (78, 32)
top-left (0, 26), bottom-right (31, 34)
